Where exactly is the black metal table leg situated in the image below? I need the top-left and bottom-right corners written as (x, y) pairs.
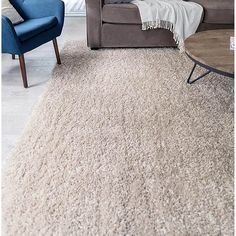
top-left (187, 63), bottom-right (211, 84)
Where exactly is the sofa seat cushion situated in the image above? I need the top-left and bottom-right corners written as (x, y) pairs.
top-left (102, 1), bottom-right (234, 25)
top-left (102, 4), bottom-right (141, 24)
top-left (14, 16), bottom-right (58, 42)
top-left (191, 0), bottom-right (234, 24)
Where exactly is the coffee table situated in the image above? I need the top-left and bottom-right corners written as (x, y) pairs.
top-left (185, 29), bottom-right (234, 84)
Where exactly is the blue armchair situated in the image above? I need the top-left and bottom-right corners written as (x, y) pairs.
top-left (2, 0), bottom-right (65, 88)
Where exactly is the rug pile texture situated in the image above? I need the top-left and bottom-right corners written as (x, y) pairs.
top-left (2, 42), bottom-right (234, 235)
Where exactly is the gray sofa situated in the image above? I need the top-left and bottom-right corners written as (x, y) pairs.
top-left (85, 0), bottom-right (234, 49)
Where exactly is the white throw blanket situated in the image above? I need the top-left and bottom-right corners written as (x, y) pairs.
top-left (131, 0), bottom-right (203, 51)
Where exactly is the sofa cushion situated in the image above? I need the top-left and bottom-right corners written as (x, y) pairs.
top-left (14, 16), bottom-right (58, 42)
top-left (105, 0), bottom-right (132, 4)
top-left (191, 0), bottom-right (234, 24)
top-left (102, 1), bottom-right (234, 25)
top-left (103, 4), bottom-right (141, 24)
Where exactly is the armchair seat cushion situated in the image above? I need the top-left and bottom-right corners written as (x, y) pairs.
top-left (14, 16), bottom-right (58, 42)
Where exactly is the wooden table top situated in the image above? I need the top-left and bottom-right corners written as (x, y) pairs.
top-left (185, 29), bottom-right (234, 76)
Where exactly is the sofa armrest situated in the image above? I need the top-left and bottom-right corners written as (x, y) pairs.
top-left (2, 16), bottom-right (22, 55)
top-left (85, 0), bottom-right (104, 48)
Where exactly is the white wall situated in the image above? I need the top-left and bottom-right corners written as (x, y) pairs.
top-left (63, 0), bottom-right (86, 16)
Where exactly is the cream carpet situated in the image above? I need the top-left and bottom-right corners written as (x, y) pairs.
top-left (2, 42), bottom-right (234, 235)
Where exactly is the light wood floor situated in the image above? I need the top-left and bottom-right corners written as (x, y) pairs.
top-left (2, 17), bottom-right (86, 159)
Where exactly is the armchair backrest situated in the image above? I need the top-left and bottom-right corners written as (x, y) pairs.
top-left (10, 0), bottom-right (63, 20)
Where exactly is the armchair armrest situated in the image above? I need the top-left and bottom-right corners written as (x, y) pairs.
top-left (85, 0), bottom-right (104, 48)
top-left (2, 16), bottom-right (22, 54)
top-left (10, 0), bottom-right (65, 29)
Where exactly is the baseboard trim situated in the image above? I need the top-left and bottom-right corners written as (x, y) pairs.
top-left (65, 11), bottom-right (86, 17)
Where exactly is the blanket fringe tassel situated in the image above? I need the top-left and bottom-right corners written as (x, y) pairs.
top-left (142, 20), bottom-right (185, 52)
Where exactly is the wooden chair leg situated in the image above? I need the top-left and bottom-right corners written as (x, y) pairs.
top-left (52, 38), bottom-right (61, 64)
top-left (19, 55), bottom-right (28, 88)
top-left (12, 54), bottom-right (15, 60)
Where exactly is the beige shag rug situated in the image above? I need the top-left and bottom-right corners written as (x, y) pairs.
top-left (2, 42), bottom-right (234, 236)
